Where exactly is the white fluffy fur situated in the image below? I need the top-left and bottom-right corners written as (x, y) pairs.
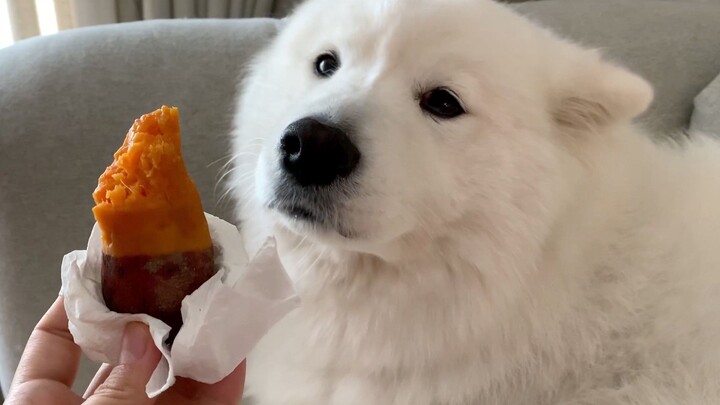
top-left (229, 0), bottom-right (720, 403)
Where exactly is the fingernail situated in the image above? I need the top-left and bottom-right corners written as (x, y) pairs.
top-left (120, 323), bottom-right (149, 365)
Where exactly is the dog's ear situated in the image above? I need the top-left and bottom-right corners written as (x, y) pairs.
top-left (552, 50), bottom-right (653, 131)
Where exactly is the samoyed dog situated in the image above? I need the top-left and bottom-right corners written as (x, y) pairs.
top-left (230, 0), bottom-right (720, 403)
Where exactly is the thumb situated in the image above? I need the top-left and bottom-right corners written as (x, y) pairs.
top-left (87, 322), bottom-right (162, 405)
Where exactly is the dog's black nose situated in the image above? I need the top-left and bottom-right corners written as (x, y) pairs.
top-left (280, 117), bottom-right (361, 186)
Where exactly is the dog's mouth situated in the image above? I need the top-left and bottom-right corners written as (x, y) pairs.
top-left (267, 174), bottom-right (362, 240)
top-left (267, 199), bottom-right (359, 240)
top-left (268, 200), bottom-right (324, 224)
top-left (281, 204), bottom-right (320, 222)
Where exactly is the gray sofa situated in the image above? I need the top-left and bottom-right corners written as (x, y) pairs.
top-left (1, 0), bottom-right (720, 398)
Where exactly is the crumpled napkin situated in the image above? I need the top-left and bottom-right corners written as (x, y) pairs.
top-left (60, 213), bottom-right (299, 397)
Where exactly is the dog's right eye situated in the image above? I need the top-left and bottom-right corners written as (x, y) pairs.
top-left (314, 52), bottom-right (340, 78)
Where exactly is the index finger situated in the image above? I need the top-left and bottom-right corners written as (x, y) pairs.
top-left (10, 296), bottom-right (82, 389)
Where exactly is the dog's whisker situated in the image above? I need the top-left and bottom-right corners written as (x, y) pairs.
top-left (214, 167), bottom-right (238, 191)
top-left (206, 153), bottom-right (235, 169)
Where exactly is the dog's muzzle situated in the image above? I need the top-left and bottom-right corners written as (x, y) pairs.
top-left (271, 116), bottom-right (361, 226)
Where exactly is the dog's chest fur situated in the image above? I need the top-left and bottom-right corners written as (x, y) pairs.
top-left (239, 214), bottom-right (684, 405)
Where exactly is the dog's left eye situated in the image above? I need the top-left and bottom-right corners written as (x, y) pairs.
top-left (314, 52), bottom-right (340, 78)
top-left (419, 88), bottom-right (466, 119)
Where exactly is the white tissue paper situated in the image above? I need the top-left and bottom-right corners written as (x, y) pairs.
top-left (60, 213), bottom-right (300, 397)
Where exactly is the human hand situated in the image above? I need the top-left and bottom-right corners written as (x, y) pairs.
top-left (6, 296), bottom-right (245, 404)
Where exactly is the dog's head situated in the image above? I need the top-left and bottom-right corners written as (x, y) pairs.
top-left (232, 0), bottom-right (653, 259)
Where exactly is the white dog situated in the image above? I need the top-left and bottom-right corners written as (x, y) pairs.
top-left (230, 0), bottom-right (720, 403)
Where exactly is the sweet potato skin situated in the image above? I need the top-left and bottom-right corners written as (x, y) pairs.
top-left (101, 247), bottom-right (215, 342)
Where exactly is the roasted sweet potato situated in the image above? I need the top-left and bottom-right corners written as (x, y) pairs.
top-left (92, 106), bottom-right (215, 342)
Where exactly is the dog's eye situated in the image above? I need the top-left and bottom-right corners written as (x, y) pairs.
top-left (314, 52), bottom-right (340, 78)
top-left (419, 88), bottom-right (466, 119)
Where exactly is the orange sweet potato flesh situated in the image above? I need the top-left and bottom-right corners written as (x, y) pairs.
top-left (93, 106), bottom-right (211, 257)
top-left (92, 106), bottom-right (215, 342)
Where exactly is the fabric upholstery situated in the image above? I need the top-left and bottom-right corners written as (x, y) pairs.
top-left (691, 73), bottom-right (720, 135)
